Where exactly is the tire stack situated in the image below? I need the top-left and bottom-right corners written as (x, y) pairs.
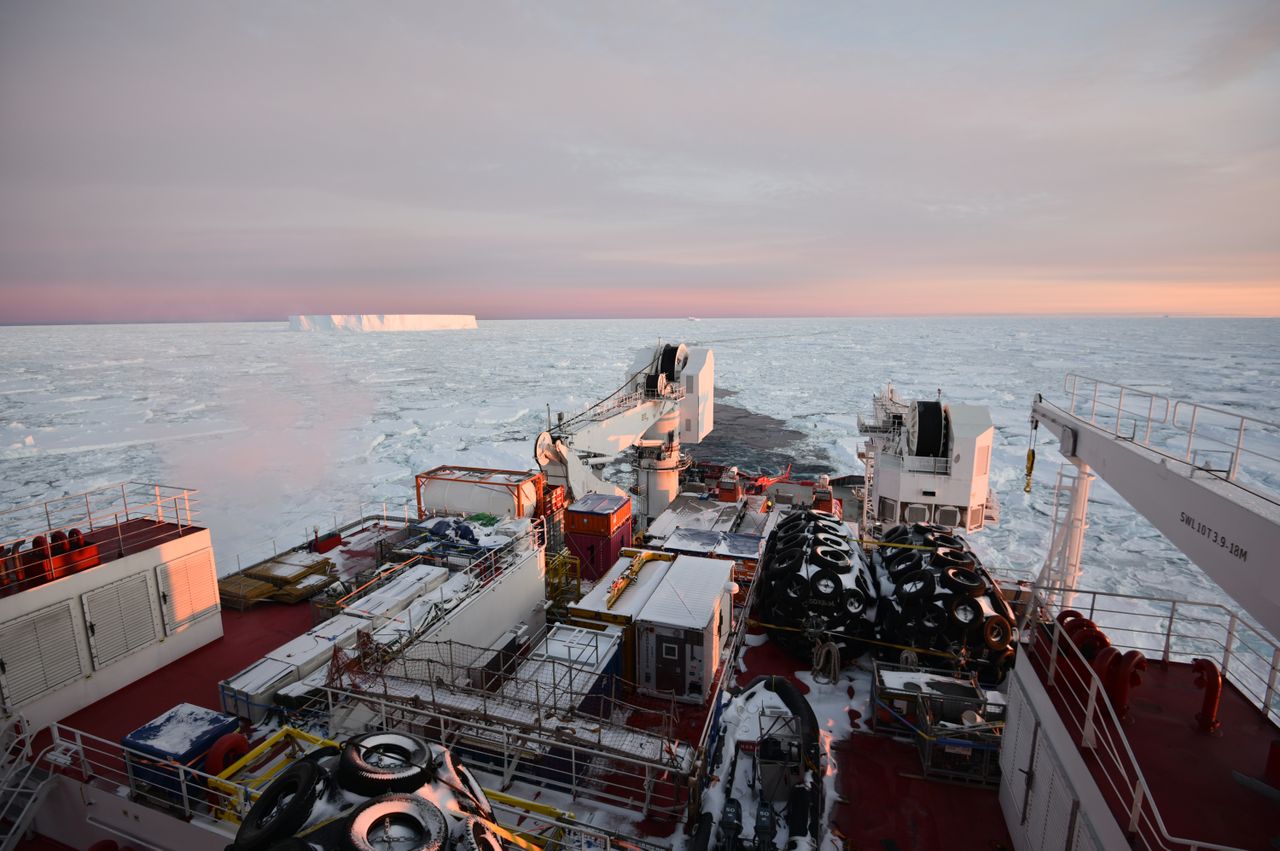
top-left (872, 523), bottom-right (1016, 684)
top-left (230, 732), bottom-right (504, 851)
top-left (756, 510), bottom-right (877, 664)
top-left (753, 514), bottom-right (1017, 684)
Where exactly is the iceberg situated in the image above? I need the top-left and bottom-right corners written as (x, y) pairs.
top-left (288, 314), bottom-right (478, 332)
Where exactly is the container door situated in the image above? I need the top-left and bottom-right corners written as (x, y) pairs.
top-left (81, 572), bottom-right (159, 669)
top-left (0, 600), bottom-right (84, 707)
top-left (155, 549), bottom-right (220, 634)
top-left (655, 633), bottom-right (683, 694)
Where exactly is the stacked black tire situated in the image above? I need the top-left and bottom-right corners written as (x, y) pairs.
top-left (871, 523), bottom-right (1017, 684)
top-left (756, 510), bottom-right (878, 665)
top-left (754, 514), bottom-right (1016, 684)
top-left (231, 732), bottom-right (501, 851)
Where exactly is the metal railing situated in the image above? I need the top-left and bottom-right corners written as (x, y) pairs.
top-left (228, 499), bottom-right (419, 574)
top-left (386, 637), bottom-right (681, 748)
top-left (1061, 374), bottom-right (1280, 505)
top-left (43, 723), bottom-right (255, 825)
top-left (1024, 590), bottom-right (1262, 851)
top-left (879, 451), bottom-right (952, 475)
top-left (486, 797), bottom-right (668, 851)
top-left (0, 482), bottom-right (200, 546)
top-left (1, 483), bottom-right (200, 594)
top-left (316, 684), bottom-right (693, 817)
top-left (1037, 585), bottom-right (1280, 724)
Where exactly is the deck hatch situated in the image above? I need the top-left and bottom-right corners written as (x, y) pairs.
top-left (0, 600), bottom-right (83, 706)
top-left (81, 573), bottom-right (159, 668)
top-left (155, 549), bottom-right (219, 634)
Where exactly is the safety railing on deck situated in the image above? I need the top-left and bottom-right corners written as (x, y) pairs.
top-left (1046, 586), bottom-right (1280, 724)
top-left (878, 451), bottom-right (952, 475)
top-left (486, 797), bottom-right (669, 851)
top-left (1061, 374), bottom-right (1280, 504)
top-left (45, 723), bottom-right (255, 826)
top-left (316, 683), bottom-right (693, 817)
top-left (228, 500), bottom-right (419, 574)
top-left (1024, 591), bottom-right (1261, 851)
top-left (0, 482), bottom-right (199, 545)
top-left (0, 482), bottom-right (200, 595)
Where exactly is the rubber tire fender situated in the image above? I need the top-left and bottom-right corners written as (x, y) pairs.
top-left (886, 550), bottom-right (923, 582)
top-left (769, 547), bottom-right (806, 576)
top-left (303, 744), bottom-right (341, 765)
top-left (455, 818), bottom-right (503, 851)
top-left (336, 732), bottom-right (434, 796)
top-left (205, 731), bottom-right (251, 777)
top-left (986, 648), bottom-right (1017, 685)
top-left (842, 586), bottom-right (868, 618)
top-left (924, 531), bottom-right (964, 550)
top-left (983, 614), bottom-right (1013, 651)
top-left (882, 524), bottom-right (911, 543)
top-left (235, 759), bottom-right (324, 849)
top-left (776, 531), bottom-right (809, 554)
top-left (777, 513), bottom-right (810, 534)
top-left (894, 568), bottom-right (936, 604)
top-left (918, 601), bottom-right (948, 634)
top-left (810, 545), bottom-right (853, 574)
top-left (344, 793), bottom-right (447, 851)
top-left (949, 596), bottom-right (983, 634)
top-left (940, 566), bottom-right (985, 597)
top-left (445, 751), bottom-right (493, 819)
top-left (931, 548), bottom-right (978, 570)
top-left (779, 572), bottom-right (810, 602)
top-left (809, 567), bottom-right (843, 603)
top-left (810, 519), bottom-right (845, 538)
top-left (807, 509), bottom-right (841, 524)
top-left (811, 532), bottom-right (850, 553)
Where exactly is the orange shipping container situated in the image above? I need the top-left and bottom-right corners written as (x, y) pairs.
top-left (565, 493), bottom-right (631, 537)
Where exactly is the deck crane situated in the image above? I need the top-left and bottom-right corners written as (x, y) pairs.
top-left (1030, 374), bottom-right (1280, 638)
top-left (535, 343), bottom-right (714, 525)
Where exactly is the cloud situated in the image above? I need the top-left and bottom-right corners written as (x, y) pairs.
top-left (0, 1), bottom-right (1277, 321)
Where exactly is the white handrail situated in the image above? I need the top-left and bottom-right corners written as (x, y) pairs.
top-left (1057, 374), bottom-right (1280, 505)
top-left (1028, 592), bottom-right (1259, 851)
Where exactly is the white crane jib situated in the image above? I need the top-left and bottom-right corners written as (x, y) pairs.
top-left (535, 343), bottom-right (714, 524)
top-left (1030, 374), bottom-right (1280, 638)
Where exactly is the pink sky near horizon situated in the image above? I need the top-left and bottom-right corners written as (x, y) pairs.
top-left (2, 3), bottom-right (1278, 323)
top-left (6, 279), bottom-right (1279, 323)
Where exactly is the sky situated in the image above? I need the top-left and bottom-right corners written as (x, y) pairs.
top-left (1, 1), bottom-right (1278, 322)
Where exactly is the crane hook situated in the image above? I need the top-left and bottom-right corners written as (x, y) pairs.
top-left (1024, 419), bottom-right (1038, 493)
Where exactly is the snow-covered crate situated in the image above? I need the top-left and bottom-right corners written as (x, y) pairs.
top-left (635, 554), bottom-right (734, 704)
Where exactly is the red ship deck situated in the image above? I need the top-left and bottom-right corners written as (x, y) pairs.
top-left (1030, 626), bottom-right (1280, 849)
top-left (60, 601), bottom-right (316, 742)
top-left (737, 628), bottom-right (1014, 851)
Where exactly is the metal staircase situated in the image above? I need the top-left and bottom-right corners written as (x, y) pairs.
top-left (0, 716), bottom-right (64, 851)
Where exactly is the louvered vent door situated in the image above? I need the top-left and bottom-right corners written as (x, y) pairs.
top-left (81, 573), bottom-right (159, 668)
top-left (155, 549), bottom-right (219, 634)
top-left (0, 601), bottom-right (83, 707)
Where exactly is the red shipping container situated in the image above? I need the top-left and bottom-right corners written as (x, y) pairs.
top-left (566, 522), bottom-right (633, 581)
top-left (565, 493), bottom-right (631, 537)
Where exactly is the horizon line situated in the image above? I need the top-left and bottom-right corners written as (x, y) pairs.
top-left (3, 311), bottom-right (1279, 327)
